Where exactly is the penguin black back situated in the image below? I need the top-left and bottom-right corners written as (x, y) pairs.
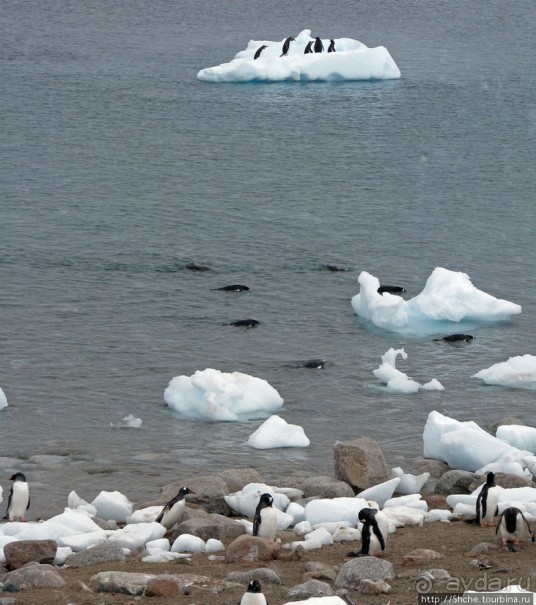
top-left (328, 39), bottom-right (336, 52)
top-left (254, 45), bottom-right (268, 60)
top-left (314, 36), bottom-right (324, 53)
top-left (304, 41), bottom-right (313, 54)
top-left (280, 36), bottom-right (295, 57)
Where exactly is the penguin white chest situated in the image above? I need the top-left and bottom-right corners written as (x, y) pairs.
top-left (257, 507), bottom-right (278, 539)
top-left (160, 499), bottom-right (185, 530)
top-left (9, 482), bottom-right (29, 521)
top-left (482, 487), bottom-right (500, 523)
top-left (240, 593), bottom-right (267, 605)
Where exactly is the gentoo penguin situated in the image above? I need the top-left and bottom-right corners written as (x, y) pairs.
top-left (155, 486), bottom-right (194, 530)
top-left (476, 472), bottom-right (500, 527)
top-left (314, 36), bottom-right (324, 53)
top-left (496, 506), bottom-right (535, 550)
top-left (238, 579), bottom-right (268, 605)
top-left (254, 45), bottom-right (268, 60)
top-left (304, 41), bottom-right (314, 54)
top-left (347, 507), bottom-right (388, 556)
top-left (253, 493), bottom-right (278, 540)
top-left (4, 472), bottom-right (30, 522)
top-left (327, 39), bottom-right (336, 52)
top-left (280, 36), bottom-right (295, 57)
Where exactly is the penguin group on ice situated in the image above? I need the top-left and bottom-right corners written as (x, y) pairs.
top-left (253, 34), bottom-right (336, 60)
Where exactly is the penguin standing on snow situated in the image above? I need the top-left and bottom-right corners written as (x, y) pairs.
top-left (314, 36), bottom-right (324, 53)
top-left (476, 472), bottom-right (500, 527)
top-left (496, 506), bottom-right (535, 550)
top-left (253, 493), bottom-right (278, 540)
top-left (155, 486), bottom-right (195, 530)
top-left (4, 472), bottom-right (30, 522)
top-left (327, 39), bottom-right (336, 52)
top-left (347, 507), bottom-right (388, 557)
top-left (304, 41), bottom-right (314, 54)
top-left (238, 579), bottom-right (268, 605)
top-left (254, 45), bottom-right (268, 60)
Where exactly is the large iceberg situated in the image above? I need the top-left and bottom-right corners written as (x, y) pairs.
top-left (197, 29), bottom-right (400, 83)
top-left (352, 267), bottom-right (521, 337)
top-left (423, 411), bottom-right (533, 474)
top-left (164, 368), bottom-right (284, 421)
top-left (472, 354), bottom-right (536, 390)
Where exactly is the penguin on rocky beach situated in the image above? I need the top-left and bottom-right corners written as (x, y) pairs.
top-left (253, 493), bottom-right (278, 540)
top-left (238, 579), bottom-right (268, 605)
top-left (3, 472), bottom-right (30, 522)
top-left (347, 506), bottom-right (388, 557)
top-left (155, 486), bottom-right (194, 530)
top-left (476, 472), bottom-right (500, 527)
top-left (496, 506), bottom-right (535, 550)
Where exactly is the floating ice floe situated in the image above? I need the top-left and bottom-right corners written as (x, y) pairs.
top-left (197, 29), bottom-right (400, 83)
top-left (110, 414), bottom-right (142, 428)
top-left (248, 414), bottom-right (310, 449)
top-left (0, 386), bottom-right (7, 410)
top-left (391, 467), bottom-right (431, 494)
top-left (423, 410), bottom-right (533, 474)
top-left (352, 267), bottom-right (521, 337)
top-left (164, 368), bottom-right (284, 421)
top-left (472, 354), bottom-right (536, 390)
top-left (373, 348), bottom-right (444, 393)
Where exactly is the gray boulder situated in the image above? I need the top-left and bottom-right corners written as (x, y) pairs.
top-left (91, 571), bottom-right (155, 595)
top-left (334, 438), bottom-right (389, 490)
top-left (160, 475), bottom-right (230, 515)
top-left (65, 542), bottom-right (127, 567)
top-left (176, 513), bottom-right (246, 542)
top-left (226, 568), bottom-right (281, 586)
top-left (334, 557), bottom-right (396, 589)
top-left (286, 579), bottom-right (334, 599)
top-left (3, 540), bottom-right (57, 571)
top-left (435, 470), bottom-right (478, 495)
top-left (300, 476), bottom-right (354, 498)
top-left (2, 563), bottom-right (66, 591)
top-left (225, 535), bottom-right (280, 563)
top-left (219, 468), bottom-right (264, 493)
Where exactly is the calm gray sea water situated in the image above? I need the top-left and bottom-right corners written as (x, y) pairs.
top-left (2, 0), bottom-right (535, 516)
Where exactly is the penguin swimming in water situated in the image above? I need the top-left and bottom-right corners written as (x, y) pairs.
top-left (314, 36), bottom-right (324, 53)
top-left (253, 493), bottom-right (278, 540)
top-left (476, 472), bottom-right (500, 527)
top-left (347, 506), bottom-right (388, 557)
top-left (254, 45), bottom-right (268, 60)
top-left (280, 36), bottom-right (295, 57)
top-left (4, 472), bottom-right (30, 522)
top-left (155, 486), bottom-right (195, 530)
top-left (496, 506), bottom-right (535, 550)
top-left (434, 333), bottom-right (474, 343)
top-left (328, 39), bottom-right (336, 52)
top-left (238, 579), bottom-right (268, 605)
top-left (304, 41), bottom-right (314, 54)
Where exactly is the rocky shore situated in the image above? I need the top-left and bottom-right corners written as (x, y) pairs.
top-left (1, 436), bottom-right (535, 605)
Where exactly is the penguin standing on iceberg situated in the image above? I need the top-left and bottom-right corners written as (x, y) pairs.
top-left (496, 506), bottom-right (535, 550)
top-left (4, 472), bottom-right (30, 522)
top-left (476, 472), bottom-right (500, 527)
top-left (155, 486), bottom-right (194, 530)
top-left (239, 579), bottom-right (268, 605)
top-left (253, 493), bottom-right (278, 540)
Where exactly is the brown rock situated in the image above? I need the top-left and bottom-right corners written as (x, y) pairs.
top-left (144, 577), bottom-right (181, 597)
top-left (359, 578), bottom-right (391, 594)
top-left (3, 540), bottom-right (57, 571)
top-left (225, 535), bottom-right (280, 563)
top-left (334, 438), bottom-right (389, 490)
top-left (423, 495), bottom-right (448, 509)
top-left (468, 472), bottom-right (536, 491)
